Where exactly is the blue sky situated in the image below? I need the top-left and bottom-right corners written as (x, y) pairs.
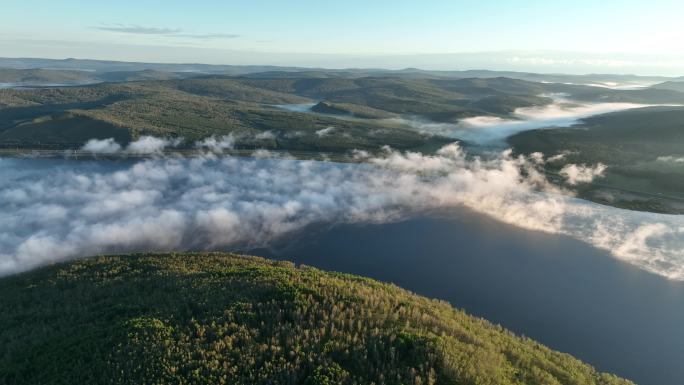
top-left (2, 0), bottom-right (684, 74)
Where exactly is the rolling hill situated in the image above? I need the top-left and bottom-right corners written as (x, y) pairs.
top-left (230, 76), bottom-right (554, 122)
top-left (0, 75), bottom-right (571, 151)
top-left (0, 253), bottom-right (634, 385)
top-left (0, 80), bottom-right (450, 153)
top-left (508, 106), bottom-right (684, 213)
top-left (650, 81), bottom-right (684, 93)
top-left (0, 68), bottom-right (98, 85)
top-left (2, 70), bottom-right (684, 158)
top-left (0, 57), bottom-right (672, 85)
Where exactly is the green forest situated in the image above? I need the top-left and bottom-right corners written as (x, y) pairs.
top-left (4, 72), bottom-right (683, 154)
top-left (0, 253), bottom-right (633, 385)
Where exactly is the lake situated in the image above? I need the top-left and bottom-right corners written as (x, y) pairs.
top-left (251, 210), bottom-right (684, 385)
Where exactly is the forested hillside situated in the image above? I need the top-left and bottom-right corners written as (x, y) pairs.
top-left (2, 73), bottom-right (684, 153)
top-left (509, 106), bottom-right (684, 213)
top-left (0, 253), bottom-right (633, 385)
top-left (0, 79), bottom-right (451, 153)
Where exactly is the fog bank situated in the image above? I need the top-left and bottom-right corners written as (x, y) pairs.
top-left (1, 145), bottom-right (683, 279)
top-left (396, 96), bottom-right (659, 143)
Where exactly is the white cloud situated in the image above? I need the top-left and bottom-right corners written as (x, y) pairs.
top-left (315, 126), bottom-right (335, 137)
top-left (126, 136), bottom-right (182, 154)
top-left (351, 149), bottom-right (371, 160)
top-left (581, 82), bottom-right (657, 90)
top-left (0, 145), bottom-right (683, 280)
top-left (506, 56), bottom-right (684, 71)
top-left (394, 95), bottom-right (664, 144)
top-left (657, 155), bottom-right (684, 163)
top-left (507, 56), bottom-right (637, 68)
top-left (92, 24), bottom-right (240, 40)
top-left (81, 138), bottom-right (121, 154)
top-left (560, 163), bottom-right (607, 185)
top-left (195, 135), bottom-right (235, 153)
top-left (547, 151), bottom-right (575, 163)
top-left (80, 136), bottom-right (184, 156)
top-left (255, 131), bottom-right (277, 140)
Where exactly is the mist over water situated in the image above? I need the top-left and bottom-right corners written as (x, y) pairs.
top-left (546, 81), bottom-right (661, 90)
top-left (275, 103), bottom-right (317, 113)
top-left (396, 96), bottom-right (662, 144)
top-left (1, 145), bottom-right (683, 279)
top-left (271, 96), bottom-right (668, 146)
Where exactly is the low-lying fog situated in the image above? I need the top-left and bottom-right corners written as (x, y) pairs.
top-left (546, 81), bottom-right (660, 90)
top-left (1, 144), bottom-right (683, 280)
top-left (395, 95), bottom-right (663, 143)
top-left (275, 103), bottom-right (317, 113)
top-left (277, 95), bottom-right (668, 145)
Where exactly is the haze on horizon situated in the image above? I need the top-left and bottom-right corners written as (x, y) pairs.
top-left (2, 0), bottom-right (684, 76)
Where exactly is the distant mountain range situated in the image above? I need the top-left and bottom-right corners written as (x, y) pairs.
top-left (0, 57), bottom-right (676, 87)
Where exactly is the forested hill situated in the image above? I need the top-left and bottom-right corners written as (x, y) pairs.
top-left (0, 253), bottom-right (633, 385)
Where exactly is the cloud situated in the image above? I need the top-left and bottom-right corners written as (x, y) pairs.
top-left (92, 24), bottom-right (239, 40)
top-left (507, 56), bottom-right (636, 67)
top-left (79, 136), bottom-right (182, 155)
top-left (393, 95), bottom-right (662, 144)
top-left (78, 133), bottom-right (277, 157)
top-left (505, 56), bottom-right (684, 70)
top-left (0, 144), bottom-right (684, 279)
top-left (560, 163), bottom-right (607, 185)
top-left (351, 149), bottom-right (371, 160)
top-left (315, 126), bottom-right (335, 137)
top-left (1, 145), bottom-right (683, 280)
top-left (581, 82), bottom-right (657, 90)
top-left (81, 138), bottom-right (121, 154)
top-left (547, 151), bottom-right (575, 163)
top-left (125, 136), bottom-right (183, 154)
top-left (175, 33), bottom-right (241, 40)
top-left (195, 135), bottom-right (235, 153)
top-left (657, 155), bottom-right (684, 163)
top-left (93, 25), bottom-right (182, 35)
top-left (250, 149), bottom-right (294, 159)
top-left (255, 131), bottom-right (277, 140)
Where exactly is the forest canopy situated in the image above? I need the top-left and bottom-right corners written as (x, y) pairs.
top-left (0, 253), bottom-right (633, 385)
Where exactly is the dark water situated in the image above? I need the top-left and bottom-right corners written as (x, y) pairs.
top-left (251, 210), bottom-right (684, 385)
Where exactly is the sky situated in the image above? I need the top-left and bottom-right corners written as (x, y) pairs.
top-left (2, 0), bottom-right (684, 74)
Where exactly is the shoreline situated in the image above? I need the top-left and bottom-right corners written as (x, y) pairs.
top-left (252, 212), bottom-right (684, 385)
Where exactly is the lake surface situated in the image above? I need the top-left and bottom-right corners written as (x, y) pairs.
top-left (251, 210), bottom-right (684, 385)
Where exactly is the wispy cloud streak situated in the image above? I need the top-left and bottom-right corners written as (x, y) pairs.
top-left (93, 25), bottom-right (182, 35)
top-left (92, 24), bottom-right (240, 40)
